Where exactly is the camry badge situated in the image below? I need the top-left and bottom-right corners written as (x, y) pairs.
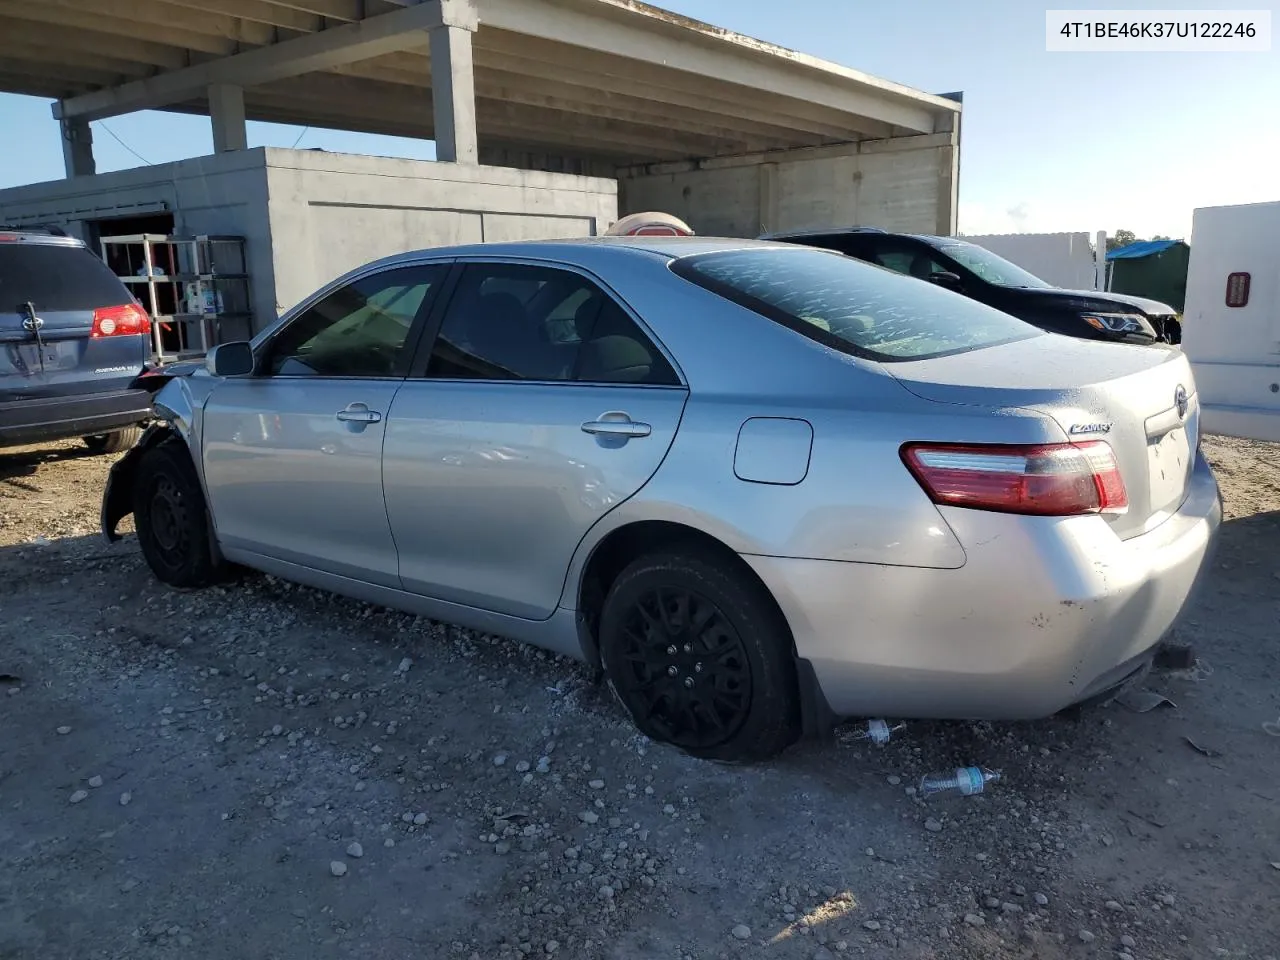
top-left (1069, 422), bottom-right (1112, 436)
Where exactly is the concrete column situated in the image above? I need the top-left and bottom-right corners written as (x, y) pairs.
top-left (60, 116), bottom-right (96, 178)
top-left (934, 93), bottom-right (962, 237)
top-left (757, 162), bottom-right (779, 235)
top-left (429, 0), bottom-right (479, 165)
top-left (209, 84), bottom-right (248, 153)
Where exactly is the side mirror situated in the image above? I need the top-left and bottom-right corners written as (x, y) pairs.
top-left (206, 341), bottom-right (255, 377)
top-left (928, 271), bottom-right (964, 292)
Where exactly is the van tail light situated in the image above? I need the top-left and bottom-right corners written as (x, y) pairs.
top-left (91, 303), bottom-right (150, 338)
top-left (901, 441), bottom-right (1128, 516)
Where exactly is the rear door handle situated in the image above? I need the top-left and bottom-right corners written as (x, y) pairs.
top-left (336, 403), bottom-right (382, 424)
top-left (581, 412), bottom-right (651, 439)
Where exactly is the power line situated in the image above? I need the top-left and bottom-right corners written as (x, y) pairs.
top-left (290, 126), bottom-right (311, 149)
top-left (95, 121), bottom-right (153, 166)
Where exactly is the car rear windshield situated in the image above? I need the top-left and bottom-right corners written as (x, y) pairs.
top-left (0, 243), bottom-right (132, 312)
top-left (671, 246), bottom-right (1040, 362)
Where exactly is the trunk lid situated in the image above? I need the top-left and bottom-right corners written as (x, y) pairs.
top-left (886, 335), bottom-right (1199, 539)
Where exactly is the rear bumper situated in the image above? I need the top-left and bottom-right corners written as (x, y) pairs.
top-left (746, 450), bottom-right (1222, 720)
top-left (0, 390), bottom-right (152, 448)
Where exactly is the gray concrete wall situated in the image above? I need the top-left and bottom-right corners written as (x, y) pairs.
top-left (261, 148), bottom-right (618, 317)
top-left (617, 133), bottom-right (958, 238)
top-left (0, 150), bottom-right (276, 341)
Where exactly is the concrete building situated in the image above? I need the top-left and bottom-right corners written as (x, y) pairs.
top-left (0, 0), bottom-right (963, 335)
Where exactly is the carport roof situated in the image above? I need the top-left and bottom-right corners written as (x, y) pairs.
top-left (0, 0), bottom-right (962, 165)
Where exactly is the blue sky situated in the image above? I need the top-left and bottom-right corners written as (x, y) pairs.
top-left (1, 0), bottom-right (1276, 238)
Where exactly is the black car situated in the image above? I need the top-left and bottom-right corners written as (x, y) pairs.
top-left (1, 227), bottom-right (152, 452)
top-left (761, 227), bottom-right (1182, 345)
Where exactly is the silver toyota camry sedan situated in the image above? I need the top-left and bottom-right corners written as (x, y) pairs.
top-left (102, 237), bottom-right (1222, 761)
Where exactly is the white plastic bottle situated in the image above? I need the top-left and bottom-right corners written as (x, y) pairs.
top-left (919, 767), bottom-right (1001, 798)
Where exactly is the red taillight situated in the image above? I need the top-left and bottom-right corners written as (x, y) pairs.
top-left (91, 303), bottom-right (150, 339)
top-left (901, 441), bottom-right (1128, 516)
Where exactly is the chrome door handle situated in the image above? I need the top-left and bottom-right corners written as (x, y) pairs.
top-left (336, 404), bottom-right (382, 424)
top-left (581, 413), bottom-right (651, 439)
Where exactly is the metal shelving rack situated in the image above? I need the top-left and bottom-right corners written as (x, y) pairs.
top-left (100, 233), bottom-right (252, 363)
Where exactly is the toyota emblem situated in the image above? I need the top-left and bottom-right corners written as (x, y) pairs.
top-left (1174, 384), bottom-right (1188, 420)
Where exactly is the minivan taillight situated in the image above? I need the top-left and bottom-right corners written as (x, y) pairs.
top-left (901, 441), bottom-right (1128, 516)
top-left (91, 303), bottom-right (150, 338)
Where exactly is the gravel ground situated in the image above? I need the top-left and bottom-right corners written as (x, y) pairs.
top-left (1, 435), bottom-right (1277, 960)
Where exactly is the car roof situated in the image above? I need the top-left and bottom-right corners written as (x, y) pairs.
top-left (368, 235), bottom-right (809, 270)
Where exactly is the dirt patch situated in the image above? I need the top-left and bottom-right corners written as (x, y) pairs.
top-left (1, 436), bottom-right (1277, 960)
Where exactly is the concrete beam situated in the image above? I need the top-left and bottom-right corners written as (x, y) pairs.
top-left (476, 100), bottom-right (734, 157)
top-left (158, 0), bottom-right (323, 32)
top-left (258, 0), bottom-right (367, 20)
top-left (227, 87), bottom-right (640, 162)
top-left (239, 80), bottom-right (691, 161)
top-left (0, 57), bottom-right (131, 94)
top-left (54, 1), bottom-right (460, 121)
top-left (471, 33), bottom-right (890, 141)
top-left (44, 0), bottom-right (281, 47)
top-left (0, 15), bottom-right (197, 70)
top-left (471, 74), bottom-right (798, 152)
top-left (479, 0), bottom-right (946, 135)
top-left (349, 46), bottom-right (862, 146)
top-left (0, 40), bottom-right (158, 84)
top-left (259, 70), bottom-right (737, 157)
top-left (209, 83), bottom-right (248, 151)
top-left (0, 0), bottom-right (239, 57)
top-left (60, 116), bottom-right (95, 178)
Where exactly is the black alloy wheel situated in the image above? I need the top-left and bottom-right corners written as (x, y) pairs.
top-left (616, 586), bottom-right (754, 750)
top-left (599, 548), bottom-right (800, 762)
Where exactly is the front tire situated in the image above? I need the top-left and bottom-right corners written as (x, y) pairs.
top-left (132, 441), bottom-right (222, 588)
top-left (598, 548), bottom-right (800, 762)
top-left (84, 426), bottom-right (143, 455)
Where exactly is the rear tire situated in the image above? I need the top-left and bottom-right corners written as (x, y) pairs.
top-left (598, 547), bottom-right (800, 762)
top-left (84, 426), bottom-right (143, 455)
top-left (132, 440), bottom-right (222, 588)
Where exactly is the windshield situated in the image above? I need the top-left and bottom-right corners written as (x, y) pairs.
top-left (934, 240), bottom-right (1053, 289)
top-left (672, 247), bottom-right (1040, 362)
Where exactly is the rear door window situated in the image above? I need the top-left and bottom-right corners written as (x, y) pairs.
top-left (0, 244), bottom-right (131, 313)
top-left (672, 246), bottom-right (1039, 362)
top-left (423, 262), bottom-right (679, 385)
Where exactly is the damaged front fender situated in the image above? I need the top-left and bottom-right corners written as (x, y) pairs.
top-left (101, 371), bottom-right (205, 544)
top-left (101, 423), bottom-right (180, 542)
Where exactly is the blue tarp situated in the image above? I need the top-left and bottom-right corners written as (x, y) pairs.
top-left (1107, 239), bottom-right (1185, 261)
